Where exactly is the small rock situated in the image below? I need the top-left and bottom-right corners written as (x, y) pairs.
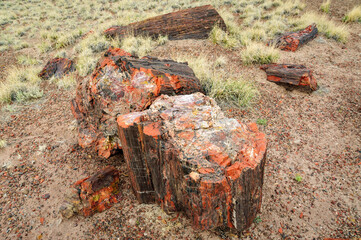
top-left (128, 218), bottom-right (136, 226)
top-left (315, 37), bottom-right (326, 43)
top-left (59, 203), bottom-right (75, 219)
top-left (42, 193), bottom-right (50, 200)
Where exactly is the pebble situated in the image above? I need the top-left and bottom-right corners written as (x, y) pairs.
top-left (42, 193), bottom-right (50, 200)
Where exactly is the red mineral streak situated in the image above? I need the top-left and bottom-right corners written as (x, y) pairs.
top-left (39, 58), bottom-right (75, 80)
top-left (71, 47), bottom-right (202, 158)
top-left (261, 64), bottom-right (317, 90)
top-left (271, 24), bottom-right (318, 52)
top-left (117, 93), bottom-right (267, 232)
top-left (60, 167), bottom-right (121, 218)
top-left (74, 166), bottom-right (120, 217)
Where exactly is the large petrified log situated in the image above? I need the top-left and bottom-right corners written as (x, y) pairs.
top-left (117, 93), bottom-right (267, 231)
top-left (59, 166), bottom-right (120, 218)
top-left (39, 58), bottom-right (75, 79)
top-left (270, 24), bottom-right (318, 52)
top-left (104, 5), bottom-right (227, 40)
top-left (71, 47), bottom-right (202, 158)
top-left (260, 64), bottom-right (317, 90)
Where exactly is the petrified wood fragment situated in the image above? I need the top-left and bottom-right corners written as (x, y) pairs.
top-left (59, 166), bottom-right (120, 218)
top-left (104, 5), bottom-right (227, 40)
top-left (39, 58), bottom-right (75, 79)
top-left (71, 47), bottom-right (202, 158)
top-left (270, 24), bottom-right (318, 52)
top-left (260, 64), bottom-right (317, 90)
top-left (117, 93), bottom-right (267, 231)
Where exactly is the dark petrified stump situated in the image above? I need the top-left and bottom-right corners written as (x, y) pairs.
top-left (104, 5), bottom-right (227, 40)
top-left (270, 24), bottom-right (318, 52)
top-left (117, 93), bottom-right (267, 231)
top-left (260, 64), bottom-right (317, 90)
top-left (39, 58), bottom-right (75, 79)
top-left (71, 47), bottom-right (202, 158)
top-left (59, 166), bottom-right (120, 218)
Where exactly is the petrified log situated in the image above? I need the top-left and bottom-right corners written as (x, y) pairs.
top-left (39, 58), bottom-right (75, 79)
top-left (59, 166), bottom-right (120, 218)
top-left (71, 47), bottom-right (202, 158)
top-left (260, 64), bottom-right (317, 90)
top-left (270, 24), bottom-right (318, 52)
top-left (104, 5), bottom-right (227, 40)
top-left (117, 93), bottom-right (267, 231)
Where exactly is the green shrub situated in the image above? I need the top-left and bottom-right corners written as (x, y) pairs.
top-left (295, 174), bottom-right (303, 182)
top-left (256, 118), bottom-right (267, 125)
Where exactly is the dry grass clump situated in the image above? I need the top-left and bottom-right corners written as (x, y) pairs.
top-left (292, 12), bottom-right (349, 43)
top-left (17, 55), bottom-right (39, 65)
top-left (241, 42), bottom-right (279, 65)
top-left (209, 25), bottom-right (239, 49)
top-left (38, 29), bottom-right (84, 53)
top-left (209, 0), bottom-right (305, 61)
top-left (175, 55), bottom-right (259, 107)
top-left (0, 139), bottom-right (7, 149)
top-left (0, 67), bottom-right (43, 104)
top-left (343, 5), bottom-right (361, 23)
top-left (52, 73), bottom-right (78, 90)
top-left (120, 35), bottom-right (168, 57)
top-left (320, 0), bottom-right (331, 14)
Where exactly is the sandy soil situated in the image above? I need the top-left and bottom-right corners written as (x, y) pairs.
top-left (1, 3), bottom-right (360, 240)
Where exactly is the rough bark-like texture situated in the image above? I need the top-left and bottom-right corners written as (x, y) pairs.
top-left (38, 58), bottom-right (75, 79)
top-left (260, 64), bottom-right (318, 90)
top-left (270, 24), bottom-right (318, 52)
top-left (117, 93), bottom-right (267, 231)
top-left (104, 5), bottom-right (226, 40)
top-left (71, 47), bottom-right (202, 158)
top-left (59, 166), bottom-right (120, 218)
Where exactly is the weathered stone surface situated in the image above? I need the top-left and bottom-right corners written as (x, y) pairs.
top-left (260, 64), bottom-right (317, 90)
top-left (117, 93), bottom-right (267, 231)
top-left (71, 47), bottom-right (202, 158)
top-left (39, 58), bottom-right (75, 80)
top-left (59, 166), bottom-right (120, 218)
top-left (270, 24), bottom-right (318, 52)
top-left (104, 5), bottom-right (227, 40)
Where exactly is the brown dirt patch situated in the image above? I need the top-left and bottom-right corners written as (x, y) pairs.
top-left (0, 3), bottom-right (360, 240)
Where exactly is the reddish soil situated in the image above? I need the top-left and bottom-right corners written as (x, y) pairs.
top-left (0, 3), bottom-right (360, 240)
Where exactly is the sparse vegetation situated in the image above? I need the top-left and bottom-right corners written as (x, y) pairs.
top-left (214, 56), bottom-right (227, 68)
top-left (257, 118), bottom-right (268, 126)
top-left (295, 174), bottom-right (303, 182)
top-left (0, 67), bottom-right (43, 104)
top-left (176, 55), bottom-right (259, 107)
top-left (0, 139), bottom-right (7, 149)
top-left (57, 73), bottom-right (77, 90)
top-left (17, 55), bottom-right (39, 66)
top-left (320, 0), bottom-right (331, 14)
top-left (241, 42), bottom-right (280, 65)
top-left (292, 12), bottom-right (349, 43)
top-left (254, 216), bottom-right (262, 223)
top-left (209, 25), bottom-right (238, 49)
top-left (343, 5), bottom-right (361, 23)
top-left (0, 0), bottom-right (355, 108)
top-left (120, 35), bottom-right (162, 57)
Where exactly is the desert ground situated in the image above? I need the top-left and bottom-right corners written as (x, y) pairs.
top-left (0, 0), bottom-right (360, 239)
